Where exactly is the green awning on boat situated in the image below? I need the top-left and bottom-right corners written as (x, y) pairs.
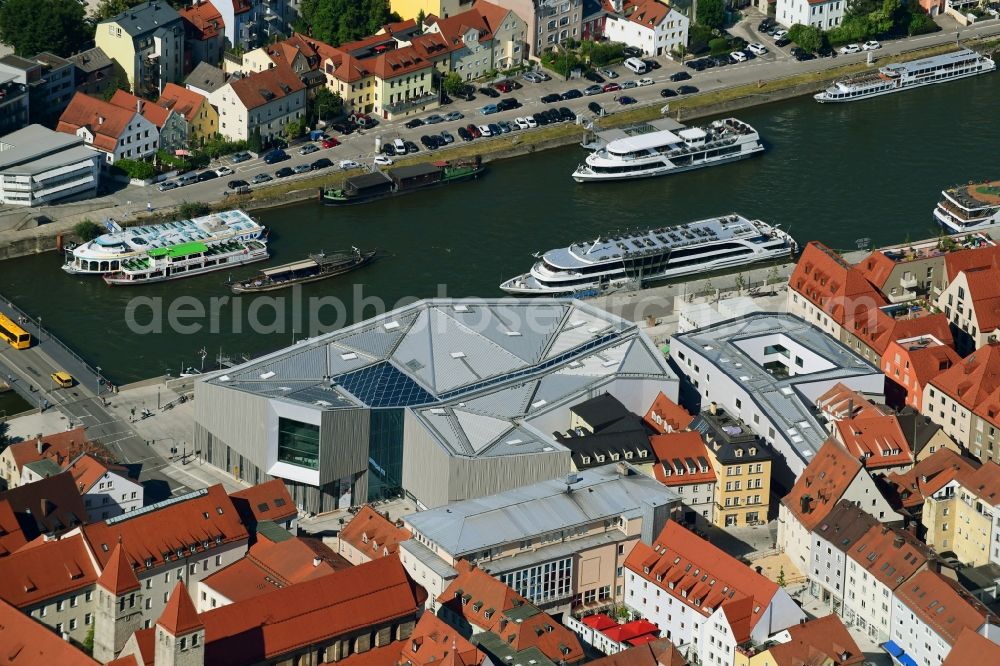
top-left (149, 241), bottom-right (210, 259)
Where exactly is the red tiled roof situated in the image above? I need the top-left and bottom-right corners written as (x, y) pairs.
top-left (371, 45), bottom-right (434, 80)
top-left (97, 542), bottom-right (141, 595)
top-left (179, 0), bottom-right (222, 41)
top-left (110, 89), bottom-right (171, 129)
top-left (883, 338), bottom-right (959, 391)
top-left (941, 627), bottom-right (1000, 666)
top-left (203, 555), bottom-right (425, 665)
top-left (816, 383), bottom-right (887, 421)
top-left (81, 484), bottom-right (248, 573)
top-left (944, 244), bottom-right (1000, 282)
top-left (501, 603), bottom-right (585, 663)
top-left (649, 432), bottom-right (715, 486)
top-left (644, 391), bottom-right (693, 433)
top-left (0, 597), bottom-right (99, 665)
top-left (0, 500), bottom-right (27, 557)
top-left (400, 613), bottom-right (484, 666)
top-left (846, 524), bottom-right (931, 590)
top-left (957, 460), bottom-right (1000, 504)
top-left (156, 83), bottom-right (207, 123)
top-left (1, 472), bottom-right (87, 538)
top-left (0, 534), bottom-right (98, 608)
top-left (959, 266), bottom-right (1000, 331)
top-left (66, 453), bottom-right (131, 494)
top-left (429, 7), bottom-right (493, 46)
top-left (230, 479), bottom-right (296, 526)
top-left (326, 643), bottom-right (400, 666)
top-left (260, 33), bottom-right (338, 70)
top-left (896, 570), bottom-right (988, 645)
top-left (782, 440), bottom-right (862, 531)
top-left (847, 310), bottom-right (952, 358)
top-left (4, 427), bottom-right (88, 472)
top-left (227, 64), bottom-right (305, 110)
top-left (854, 250), bottom-right (898, 290)
top-left (928, 343), bottom-right (1000, 411)
top-left (835, 414), bottom-right (913, 470)
top-left (615, 0), bottom-right (673, 28)
top-left (586, 639), bottom-right (688, 666)
top-left (158, 581), bottom-right (203, 636)
top-left (339, 505), bottom-right (411, 560)
top-left (789, 242), bottom-right (886, 326)
top-left (766, 614), bottom-right (863, 666)
top-left (886, 448), bottom-right (978, 510)
top-left (625, 521), bottom-right (779, 643)
top-left (57, 92), bottom-right (137, 153)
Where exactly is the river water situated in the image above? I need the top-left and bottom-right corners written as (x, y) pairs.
top-left (1, 73), bottom-right (997, 383)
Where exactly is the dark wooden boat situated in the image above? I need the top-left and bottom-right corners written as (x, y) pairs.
top-left (230, 248), bottom-right (376, 293)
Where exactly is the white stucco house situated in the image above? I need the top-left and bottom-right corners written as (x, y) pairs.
top-left (603, 0), bottom-right (689, 58)
top-left (775, 0), bottom-right (847, 29)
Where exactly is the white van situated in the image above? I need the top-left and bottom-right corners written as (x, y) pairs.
top-left (393, 138), bottom-right (406, 153)
top-left (624, 57), bottom-right (647, 75)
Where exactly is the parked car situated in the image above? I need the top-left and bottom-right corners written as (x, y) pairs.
top-left (216, 166), bottom-right (234, 176)
top-left (862, 40), bottom-right (881, 50)
top-left (636, 78), bottom-right (654, 87)
top-left (420, 135), bottom-right (437, 149)
top-left (545, 109), bottom-right (562, 123)
top-left (478, 124), bottom-right (492, 137)
top-left (497, 97), bottom-right (520, 111)
top-left (263, 149), bottom-right (288, 164)
top-left (623, 46), bottom-right (643, 58)
top-left (541, 93), bottom-right (561, 104)
top-left (157, 180), bottom-right (179, 191)
top-left (748, 42), bottom-right (768, 56)
top-left (588, 101), bottom-right (603, 115)
top-left (494, 80), bottom-right (520, 92)
top-left (488, 122), bottom-right (502, 135)
top-left (774, 36), bottom-right (791, 47)
top-left (522, 71), bottom-right (543, 83)
top-left (404, 140), bottom-right (418, 154)
top-left (839, 43), bottom-right (861, 54)
top-left (311, 158), bottom-right (333, 170)
top-left (440, 130), bottom-right (455, 144)
top-left (252, 173), bottom-right (273, 184)
top-left (496, 120), bottom-right (512, 133)
top-left (197, 170), bottom-right (218, 182)
top-left (457, 126), bottom-right (473, 141)
top-left (758, 17), bottom-right (775, 31)
top-left (669, 70), bottom-right (691, 82)
top-left (660, 87), bottom-right (677, 98)
top-left (601, 68), bottom-right (619, 79)
top-left (730, 51), bottom-right (748, 63)
top-left (559, 107), bottom-right (575, 122)
top-left (374, 155), bottom-right (393, 166)
top-left (514, 116), bottom-right (529, 129)
top-left (293, 164), bottom-right (311, 174)
top-left (524, 116), bottom-right (538, 128)
top-left (561, 88), bottom-right (583, 100)
top-left (405, 118), bottom-right (424, 129)
top-left (620, 80), bottom-right (638, 89)
top-left (230, 151), bottom-right (252, 163)
top-left (423, 114), bottom-right (445, 124)
top-left (467, 124), bottom-right (481, 138)
top-left (677, 85), bottom-right (699, 95)
top-left (298, 144), bottom-right (319, 155)
top-left (795, 51), bottom-right (816, 61)
top-left (381, 143), bottom-right (396, 156)
top-left (534, 70), bottom-right (551, 81)
top-left (618, 95), bottom-right (637, 105)
top-left (454, 85), bottom-right (476, 101)
top-left (321, 137), bottom-right (340, 149)
top-left (478, 86), bottom-right (500, 98)
top-left (643, 59), bottom-right (661, 70)
top-left (686, 59), bottom-right (706, 71)
top-left (481, 103), bottom-right (499, 115)
top-left (274, 166), bottom-right (294, 178)
top-left (603, 82), bottom-right (621, 92)
top-left (441, 111), bottom-right (462, 123)
top-left (227, 179), bottom-right (249, 189)
top-left (773, 29), bottom-right (789, 39)
top-left (584, 70), bottom-right (605, 83)
top-left (532, 111), bottom-right (548, 126)
top-left (339, 159), bottom-right (362, 170)
top-left (584, 84), bottom-right (604, 96)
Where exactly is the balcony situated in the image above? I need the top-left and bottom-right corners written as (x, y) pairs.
top-left (383, 92), bottom-right (438, 116)
top-left (900, 274), bottom-right (918, 289)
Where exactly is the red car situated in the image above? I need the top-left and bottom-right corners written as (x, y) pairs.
top-left (603, 82), bottom-right (621, 93)
top-left (466, 123), bottom-right (482, 139)
top-left (494, 81), bottom-right (513, 93)
top-left (322, 137), bottom-right (340, 149)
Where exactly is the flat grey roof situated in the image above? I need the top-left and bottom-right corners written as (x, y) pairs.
top-left (185, 62), bottom-right (226, 93)
top-left (398, 538), bottom-right (459, 580)
top-left (0, 125), bottom-right (90, 174)
top-left (404, 464), bottom-right (679, 556)
top-left (68, 47), bottom-right (113, 73)
top-left (104, 0), bottom-right (180, 36)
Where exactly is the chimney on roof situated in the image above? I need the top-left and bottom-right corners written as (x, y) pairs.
top-left (893, 534), bottom-right (904, 549)
top-left (313, 556), bottom-right (322, 567)
top-left (800, 495), bottom-right (812, 514)
top-left (98, 115), bottom-right (104, 125)
top-left (709, 402), bottom-right (717, 415)
top-left (848, 398), bottom-right (854, 417)
top-left (36, 437), bottom-right (44, 455)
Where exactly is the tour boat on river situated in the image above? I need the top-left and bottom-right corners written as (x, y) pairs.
top-left (230, 248), bottom-right (376, 293)
top-left (934, 179), bottom-right (1000, 233)
top-left (103, 239), bottom-right (269, 285)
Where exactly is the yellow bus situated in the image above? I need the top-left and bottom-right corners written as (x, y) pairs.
top-left (0, 313), bottom-right (30, 349)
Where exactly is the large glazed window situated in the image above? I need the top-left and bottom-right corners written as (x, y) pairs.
top-left (277, 418), bottom-right (320, 469)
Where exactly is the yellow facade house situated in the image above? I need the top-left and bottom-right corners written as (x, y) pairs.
top-left (922, 461), bottom-right (1000, 566)
top-left (701, 404), bottom-right (773, 528)
top-left (95, 0), bottom-right (185, 97)
top-left (155, 83), bottom-right (218, 145)
top-left (390, 0), bottom-right (468, 21)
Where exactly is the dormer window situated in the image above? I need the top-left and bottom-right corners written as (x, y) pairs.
top-left (749, 447), bottom-right (756, 456)
top-left (656, 575), bottom-right (662, 582)
top-left (735, 449), bottom-right (743, 458)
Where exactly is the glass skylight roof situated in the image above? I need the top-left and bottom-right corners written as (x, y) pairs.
top-left (333, 361), bottom-right (436, 408)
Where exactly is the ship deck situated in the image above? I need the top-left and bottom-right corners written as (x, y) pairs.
top-left (947, 180), bottom-right (1000, 210)
top-left (582, 118), bottom-right (684, 151)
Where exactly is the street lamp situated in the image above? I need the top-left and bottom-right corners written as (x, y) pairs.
top-left (37, 316), bottom-right (42, 342)
top-left (96, 366), bottom-right (102, 396)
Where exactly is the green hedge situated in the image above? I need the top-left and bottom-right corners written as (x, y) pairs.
top-left (111, 159), bottom-right (156, 180)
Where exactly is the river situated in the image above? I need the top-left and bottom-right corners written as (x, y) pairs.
top-left (1, 72), bottom-right (997, 383)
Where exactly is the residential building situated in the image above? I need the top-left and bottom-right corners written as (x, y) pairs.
top-left (806, 500), bottom-right (880, 616)
top-left (602, 0), bottom-right (689, 58)
top-left (564, 613), bottom-right (661, 655)
top-left (923, 461), bottom-right (1000, 566)
top-left (885, 448), bottom-right (978, 523)
top-left (942, 627), bottom-right (1000, 666)
top-left (404, 464), bottom-right (680, 613)
top-left (776, 0), bottom-right (846, 29)
top-left (697, 406), bottom-right (772, 528)
top-left (57, 92), bottom-right (159, 164)
top-left (155, 83), bottom-right (218, 147)
top-left (242, 31), bottom-right (331, 76)
top-left (65, 453), bottom-right (143, 522)
top-left (109, 89), bottom-right (184, 152)
top-left (95, 0), bottom-right (185, 97)
top-left (842, 523), bottom-right (931, 643)
top-left (923, 343), bottom-right (1000, 455)
top-left (67, 47), bottom-right (122, 98)
top-left (0, 426), bottom-right (88, 488)
top-left (582, 0), bottom-right (609, 40)
top-left (559, 393), bottom-right (656, 472)
top-left (883, 335), bottom-right (960, 412)
top-left (897, 407), bottom-right (961, 462)
top-left (370, 47), bottom-right (439, 120)
top-left (644, 390), bottom-right (694, 434)
top-left (391, 0), bottom-right (472, 21)
top-left (0, 500), bottom-right (28, 555)
top-left (203, 0), bottom-right (286, 51)
top-left (336, 613), bottom-right (488, 666)
top-left (778, 439), bottom-right (902, 578)
top-left (492, 0), bottom-right (584, 57)
top-left (424, 2), bottom-right (528, 78)
top-left (0, 597), bottom-right (99, 665)
top-left (0, 472), bottom-right (88, 542)
top-left (437, 560), bottom-right (585, 663)
top-left (0, 52), bottom-right (76, 126)
top-left (669, 313), bottom-right (884, 487)
top-left (194, 299), bottom-right (677, 513)
top-left (228, 479), bottom-right (298, 534)
top-left (179, 1), bottom-right (225, 71)
top-left (733, 614), bottom-right (863, 666)
top-left (819, 387), bottom-right (915, 473)
top-left (624, 521), bottom-right (806, 666)
top-left (935, 260), bottom-right (1000, 354)
top-left (338, 505), bottom-right (412, 565)
top-left (210, 63), bottom-right (306, 144)
top-left (0, 125), bottom-right (100, 206)
top-left (0, 72), bottom-right (29, 136)
top-left (184, 61), bottom-right (227, 97)
top-left (888, 569), bottom-right (997, 666)
top-left (649, 430), bottom-right (716, 526)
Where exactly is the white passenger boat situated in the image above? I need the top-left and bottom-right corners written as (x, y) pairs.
top-left (103, 239), bottom-right (269, 285)
top-left (814, 48), bottom-right (995, 103)
top-left (63, 209), bottom-right (264, 275)
top-left (500, 214), bottom-right (797, 296)
top-left (571, 118), bottom-right (764, 183)
top-left (934, 179), bottom-right (1000, 233)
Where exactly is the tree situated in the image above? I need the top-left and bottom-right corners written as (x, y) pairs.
top-left (416, 8), bottom-right (426, 28)
top-left (777, 566), bottom-right (786, 587)
top-left (697, 0), bottom-right (725, 30)
top-left (102, 68), bottom-right (131, 101)
top-left (310, 87), bottom-right (342, 124)
top-left (94, 0), bottom-right (140, 20)
top-left (0, 0), bottom-right (92, 57)
top-left (248, 127), bottom-right (263, 154)
top-left (82, 625), bottom-right (95, 656)
top-left (179, 201), bottom-right (211, 218)
top-left (284, 117), bottom-right (306, 141)
top-left (787, 24), bottom-right (824, 52)
top-left (73, 220), bottom-right (103, 242)
top-left (300, 0), bottom-right (400, 47)
top-left (441, 72), bottom-right (465, 96)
